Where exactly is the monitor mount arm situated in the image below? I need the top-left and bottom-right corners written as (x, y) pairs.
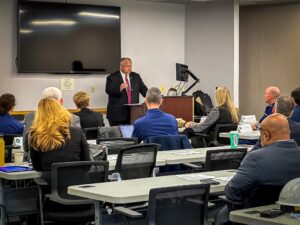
top-left (182, 70), bottom-right (200, 96)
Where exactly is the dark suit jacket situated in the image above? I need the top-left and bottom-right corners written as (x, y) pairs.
top-left (252, 118), bottom-right (300, 150)
top-left (30, 126), bottom-right (91, 183)
top-left (74, 108), bottom-right (104, 129)
top-left (225, 140), bottom-right (300, 207)
top-left (105, 71), bottom-right (148, 122)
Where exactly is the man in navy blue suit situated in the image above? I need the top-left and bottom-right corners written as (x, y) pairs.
top-left (258, 86), bottom-right (280, 123)
top-left (252, 96), bottom-right (300, 150)
top-left (105, 58), bottom-right (148, 126)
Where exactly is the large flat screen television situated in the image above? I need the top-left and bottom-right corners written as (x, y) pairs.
top-left (17, 1), bottom-right (121, 74)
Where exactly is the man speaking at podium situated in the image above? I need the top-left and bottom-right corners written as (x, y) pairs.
top-left (106, 57), bottom-right (148, 126)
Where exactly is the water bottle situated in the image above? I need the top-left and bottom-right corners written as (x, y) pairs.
top-left (0, 134), bottom-right (5, 166)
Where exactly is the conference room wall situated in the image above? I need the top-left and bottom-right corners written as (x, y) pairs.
top-left (239, 3), bottom-right (300, 118)
top-left (185, 1), bottom-right (235, 105)
top-left (0, 0), bottom-right (185, 110)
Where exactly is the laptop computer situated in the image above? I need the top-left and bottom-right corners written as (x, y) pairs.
top-left (119, 125), bottom-right (134, 138)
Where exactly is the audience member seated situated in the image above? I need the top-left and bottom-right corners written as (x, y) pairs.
top-left (291, 87), bottom-right (300, 123)
top-left (252, 96), bottom-right (300, 150)
top-left (73, 91), bottom-right (104, 128)
top-left (0, 93), bottom-right (23, 134)
top-left (29, 98), bottom-right (90, 184)
top-left (23, 87), bottom-right (80, 152)
top-left (132, 87), bottom-right (178, 142)
top-left (253, 86), bottom-right (280, 129)
top-left (225, 113), bottom-right (300, 208)
top-left (182, 86), bottom-right (239, 147)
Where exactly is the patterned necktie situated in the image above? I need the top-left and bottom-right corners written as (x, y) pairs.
top-left (125, 74), bottom-right (132, 104)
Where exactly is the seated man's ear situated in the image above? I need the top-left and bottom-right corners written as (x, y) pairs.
top-left (160, 99), bottom-right (163, 104)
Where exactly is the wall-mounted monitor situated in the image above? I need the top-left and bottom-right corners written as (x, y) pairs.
top-left (176, 63), bottom-right (189, 82)
top-left (17, 1), bottom-right (121, 74)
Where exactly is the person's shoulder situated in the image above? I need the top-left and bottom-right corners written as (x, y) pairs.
top-left (163, 112), bottom-right (176, 120)
top-left (69, 126), bottom-right (82, 132)
top-left (130, 72), bottom-right (140, 77)
top-left (134, 115), bottom-right (147, 126)
top-left (107, 71), bottom-right (120, 78)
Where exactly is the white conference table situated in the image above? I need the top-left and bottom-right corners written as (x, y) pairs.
top-left (107, 145), bottom-right (251, 170)
top-left (0, 166), bottom-right (41, 224)
top-left (219, 131), bottom-right (260, 140)
top-left (68, 169), bottom-right (236, 225)
top-left (230, 204), bottom-right (300, 225)
top-left (156, 145), bottom-right (250, 165)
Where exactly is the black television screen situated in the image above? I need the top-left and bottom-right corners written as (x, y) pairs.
top-left (17, 1), bottom-right (121, 74)
top-left (176, 63), bottom-right (188, 82)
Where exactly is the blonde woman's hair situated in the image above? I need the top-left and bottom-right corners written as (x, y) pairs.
top-left (215, 87), bottom-right (239, 124)
top-left (30, 98), bottom-right (71, 152)
top-left (73, 91), bottom-right (90, 109)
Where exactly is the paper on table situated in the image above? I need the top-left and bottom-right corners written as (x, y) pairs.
top-left (87, 140), bottom-right (97, 145)
top-left (169, 151), bottom-right (200, 156)
top-left (214, 176), bottom-right (233, 182)
top-left (107, 155), bottom-right (117, 160)
top-left (177, 174), bottom-right (215, 181)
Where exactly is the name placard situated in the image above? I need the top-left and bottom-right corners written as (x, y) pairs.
top-left (241, 115), bottom-right (257, 124)
top-left (237, 124), bottom-right (253, 133)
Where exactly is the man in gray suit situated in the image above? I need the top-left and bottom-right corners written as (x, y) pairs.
top-left (23, 87), bottom-right (80, 152)
top-left (225, 113), bottom-right (300, 206)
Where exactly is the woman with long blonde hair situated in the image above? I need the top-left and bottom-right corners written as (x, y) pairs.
top-left (29, 98), bottom-right (90, 181)
top-left (183, 87), bottom-right (239, 147)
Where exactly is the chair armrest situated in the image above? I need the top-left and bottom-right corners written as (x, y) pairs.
top-left (194, 133), bottom-right (209, 138)
top-left (6, 145), bottom-right (21, 149)
top-left (218, 195), bottom-right (243, 206)
top-left (182, 162), bottom-right (205, 169)
top-left (114, 206), bottom-right (143, 218)
top-left (34, 177), bottom-right (48, 186)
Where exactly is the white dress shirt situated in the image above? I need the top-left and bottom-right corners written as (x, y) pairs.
top-left (120, 71), bottom-right (131, 87)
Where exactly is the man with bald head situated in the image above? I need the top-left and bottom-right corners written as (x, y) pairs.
top-left (225, 113), bottom-right (300, 207)
top-left (258, 86), bottom-right (280, 123)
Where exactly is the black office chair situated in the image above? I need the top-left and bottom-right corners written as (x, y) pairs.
top-left (4, 133), bottom-right (22, 162)
top-left (98, 126), bottom-right (122, 139)
top-left (219, 185), bottom-right (284, 216)
top-left (35, 161), bottom-right (108, 225)
top-left (184, 148), bottom-right (248, 173)
top-left (144, 135), bottom-right (193, 174)
top-left (194, 124), bottom-right (238, 147)
top-left (205, 148), bottom-right (247, 171)
top-left (83, 127), bottom-right (99, 140)
top-left (115, 184), bottom-right (211, 225)
top-left (97, 138), bottom-right (138, 155)
top-left (12, 114), bottom-right (25, 123)
top-left (114, 144), bottom-right (160, 180)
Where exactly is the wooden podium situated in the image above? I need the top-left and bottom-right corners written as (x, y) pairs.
top-left (127, 96), bottom-right (194, 124)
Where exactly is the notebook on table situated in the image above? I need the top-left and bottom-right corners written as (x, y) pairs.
top-left (0, 166), bottom-right (33, 173)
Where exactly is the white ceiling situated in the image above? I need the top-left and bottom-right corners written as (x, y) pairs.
top-left (136, 0), bottom-right (300, 5)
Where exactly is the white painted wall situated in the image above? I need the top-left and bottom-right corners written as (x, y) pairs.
top-left (0, 0), bottom-right (185, 110)
top-left (185, 1), bottom-right (235, 104)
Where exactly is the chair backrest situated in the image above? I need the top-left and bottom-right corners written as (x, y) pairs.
top-left (97, 137), bottom-right (138, 155)
top-left (245, 185), bottom-right (283, 208)
top-left (144, 135), bottom-right (192, 151)
top-left (212, 124), bottom-right (238, 145)
top-left (205, 148), bottom-right (247, 171)
top-left (115, 144), bottom-right (159, 180)
top-left (51, 161), bottom-right (108, 204)
top-left (83, 127), bottom-right (99, 140)
top-left (3, 134), bottom-right (22, 162)
top-left (147, 184), bottom-right (210, 225)
top-left (98, 126), bottom-right (122, 139)
top-left (12, 114), bottom-right (25, 123)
